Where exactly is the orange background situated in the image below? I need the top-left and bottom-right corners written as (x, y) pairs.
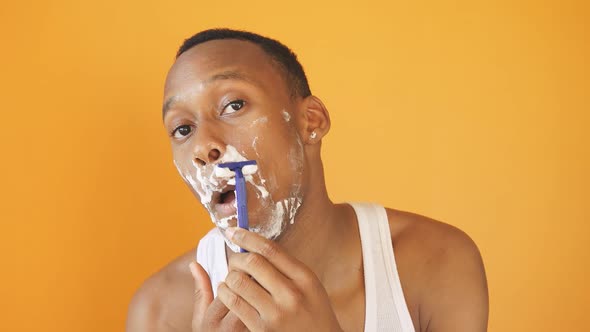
top-left (1, 1), bottom-right (588, 331)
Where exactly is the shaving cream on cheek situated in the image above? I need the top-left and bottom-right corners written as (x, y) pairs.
top-left (237, 113), bottom-right (304, 240)
top-left (251, 116), bottom-right (268, 126)
top-left (173, 111), bottom-right (304, 252)
top-left (282, 110), bottom-right (291, 122)
top-left (250, 123), bottom-right (304, 239)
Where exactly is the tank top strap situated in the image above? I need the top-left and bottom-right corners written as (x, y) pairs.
top-left (349, 202), bottom-right (415, 332)
top-left (196, 227), bottom-right (228, 298)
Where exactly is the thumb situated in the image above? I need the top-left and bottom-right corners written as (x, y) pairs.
top-left (189, 261), bottom-right (213, 328)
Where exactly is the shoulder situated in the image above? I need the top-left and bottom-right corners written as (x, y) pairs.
top-left (385, 208), bottom-right (489, 332)
top-left (126, 248), bottom-right (196, 332)
top-left (385, 208), bottom-right (484, 262)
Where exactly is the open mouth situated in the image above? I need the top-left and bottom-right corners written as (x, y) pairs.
top-left (212, 185), bottom-right (237, 217)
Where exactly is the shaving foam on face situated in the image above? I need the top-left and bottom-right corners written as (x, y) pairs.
top-left (282, 110), bottom-right (291, 122)
top-left (251, 116), bottom-right (268, 126)
top-left (174, 130), bottom-right (304, 252)
top-left (214, 167), bottom-right (234, 178)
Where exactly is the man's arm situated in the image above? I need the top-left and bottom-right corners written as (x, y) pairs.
top-left (421, 226), bottom-right (489, 331)
top-left (126, 283), bottom-right (162, 332)
top-left (126, 250), bottom-right (196, 332)
top-left (387, 209), bottom-right (488, 332)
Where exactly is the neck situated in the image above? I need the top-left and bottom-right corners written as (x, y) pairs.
top-left (270, 160), bottom-right (360, 289)
top-left (276, 185), bottom-right (340, 276)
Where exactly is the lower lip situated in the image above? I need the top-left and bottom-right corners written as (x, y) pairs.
top-left (213, 192), bottom-right (237, 217)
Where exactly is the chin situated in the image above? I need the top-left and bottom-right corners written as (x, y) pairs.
top-left (249, 218), bottom-right (287, 240)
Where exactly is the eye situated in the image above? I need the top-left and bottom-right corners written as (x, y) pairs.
top-left (172, 125), bottom-right (192, 139)
top-left (222, 99), bottom-right (245, 115)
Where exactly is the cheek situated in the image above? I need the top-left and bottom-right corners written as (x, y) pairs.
top-left (172, 149), bottom-right (191, 172)
top-left (173, 158), bottom-right (194, 189)
top-left (172, 147), bottom-right (199, 188)
top-left (259, 135), bottom-right (304, 193)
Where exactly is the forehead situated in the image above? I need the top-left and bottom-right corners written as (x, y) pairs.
top-left (164, 39), bottom-right (284, 95)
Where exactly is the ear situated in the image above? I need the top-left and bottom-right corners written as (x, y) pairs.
top-left (298, 95), bottom-right (331, 144)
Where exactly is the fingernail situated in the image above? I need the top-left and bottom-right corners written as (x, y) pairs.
top-left (189, 262), bottom-right (198, 279)
top-left (225, 227), bottom-right (238, 240)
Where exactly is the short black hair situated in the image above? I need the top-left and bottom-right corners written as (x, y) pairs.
top-left (176, 28), bottom-right (311, 99)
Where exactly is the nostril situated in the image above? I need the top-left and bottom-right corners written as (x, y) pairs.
top-left (194, 158), bottom-right (206, 167)
top-left (208, 148), bottom-right (221, 163)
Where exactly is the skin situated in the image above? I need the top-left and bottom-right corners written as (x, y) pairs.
top-left (167, 43), bottom-right (306, 237)
top-left (126, 39), bottom-right (489, 331)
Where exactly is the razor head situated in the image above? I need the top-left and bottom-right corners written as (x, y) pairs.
top-left (218, 160), bottom-right (257, 170)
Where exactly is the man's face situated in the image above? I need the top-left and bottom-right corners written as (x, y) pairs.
top-left (163, 39), bottom-right (305, 250)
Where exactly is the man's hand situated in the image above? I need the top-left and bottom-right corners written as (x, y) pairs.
top-left (189, 261), bottom-right (248, 331)
top-left (216, 227), bottom-right (344, 332)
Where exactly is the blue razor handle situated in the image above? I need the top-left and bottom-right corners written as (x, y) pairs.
top-left (218, 160), bottom-right (257, 253)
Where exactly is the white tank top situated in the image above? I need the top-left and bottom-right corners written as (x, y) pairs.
top-left (196, 202), bottom-right (415, 332)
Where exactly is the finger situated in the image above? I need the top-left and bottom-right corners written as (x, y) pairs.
top-left (205, 297), bottom-right (230, 322)
top-left (220, 311), bottom-right (248, 332)
top-left (228, 252), bottom-right (293, 299)
top-left (224, 270), bottom-right (274, 313)
top-left (189, 262), bottom-right (213, 327)
top-left (226, 227), bottom-right (307, 279)
top-left (217, 282), bottom-right (263, 332)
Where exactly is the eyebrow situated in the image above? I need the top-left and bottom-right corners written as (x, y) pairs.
top-left (162, 70), bottom-right (256, 119)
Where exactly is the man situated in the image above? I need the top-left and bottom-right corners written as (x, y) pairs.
top-left (127, 28), bottom-right (488, 331)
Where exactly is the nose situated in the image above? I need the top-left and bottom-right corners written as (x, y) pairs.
top-left (192, 125), bottom-right (225, 167)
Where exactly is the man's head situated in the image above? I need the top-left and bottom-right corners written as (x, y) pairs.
top-left (176, 29), bottom-right (312, 100)
top-left (162, 29), bottom-right (330, 250)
